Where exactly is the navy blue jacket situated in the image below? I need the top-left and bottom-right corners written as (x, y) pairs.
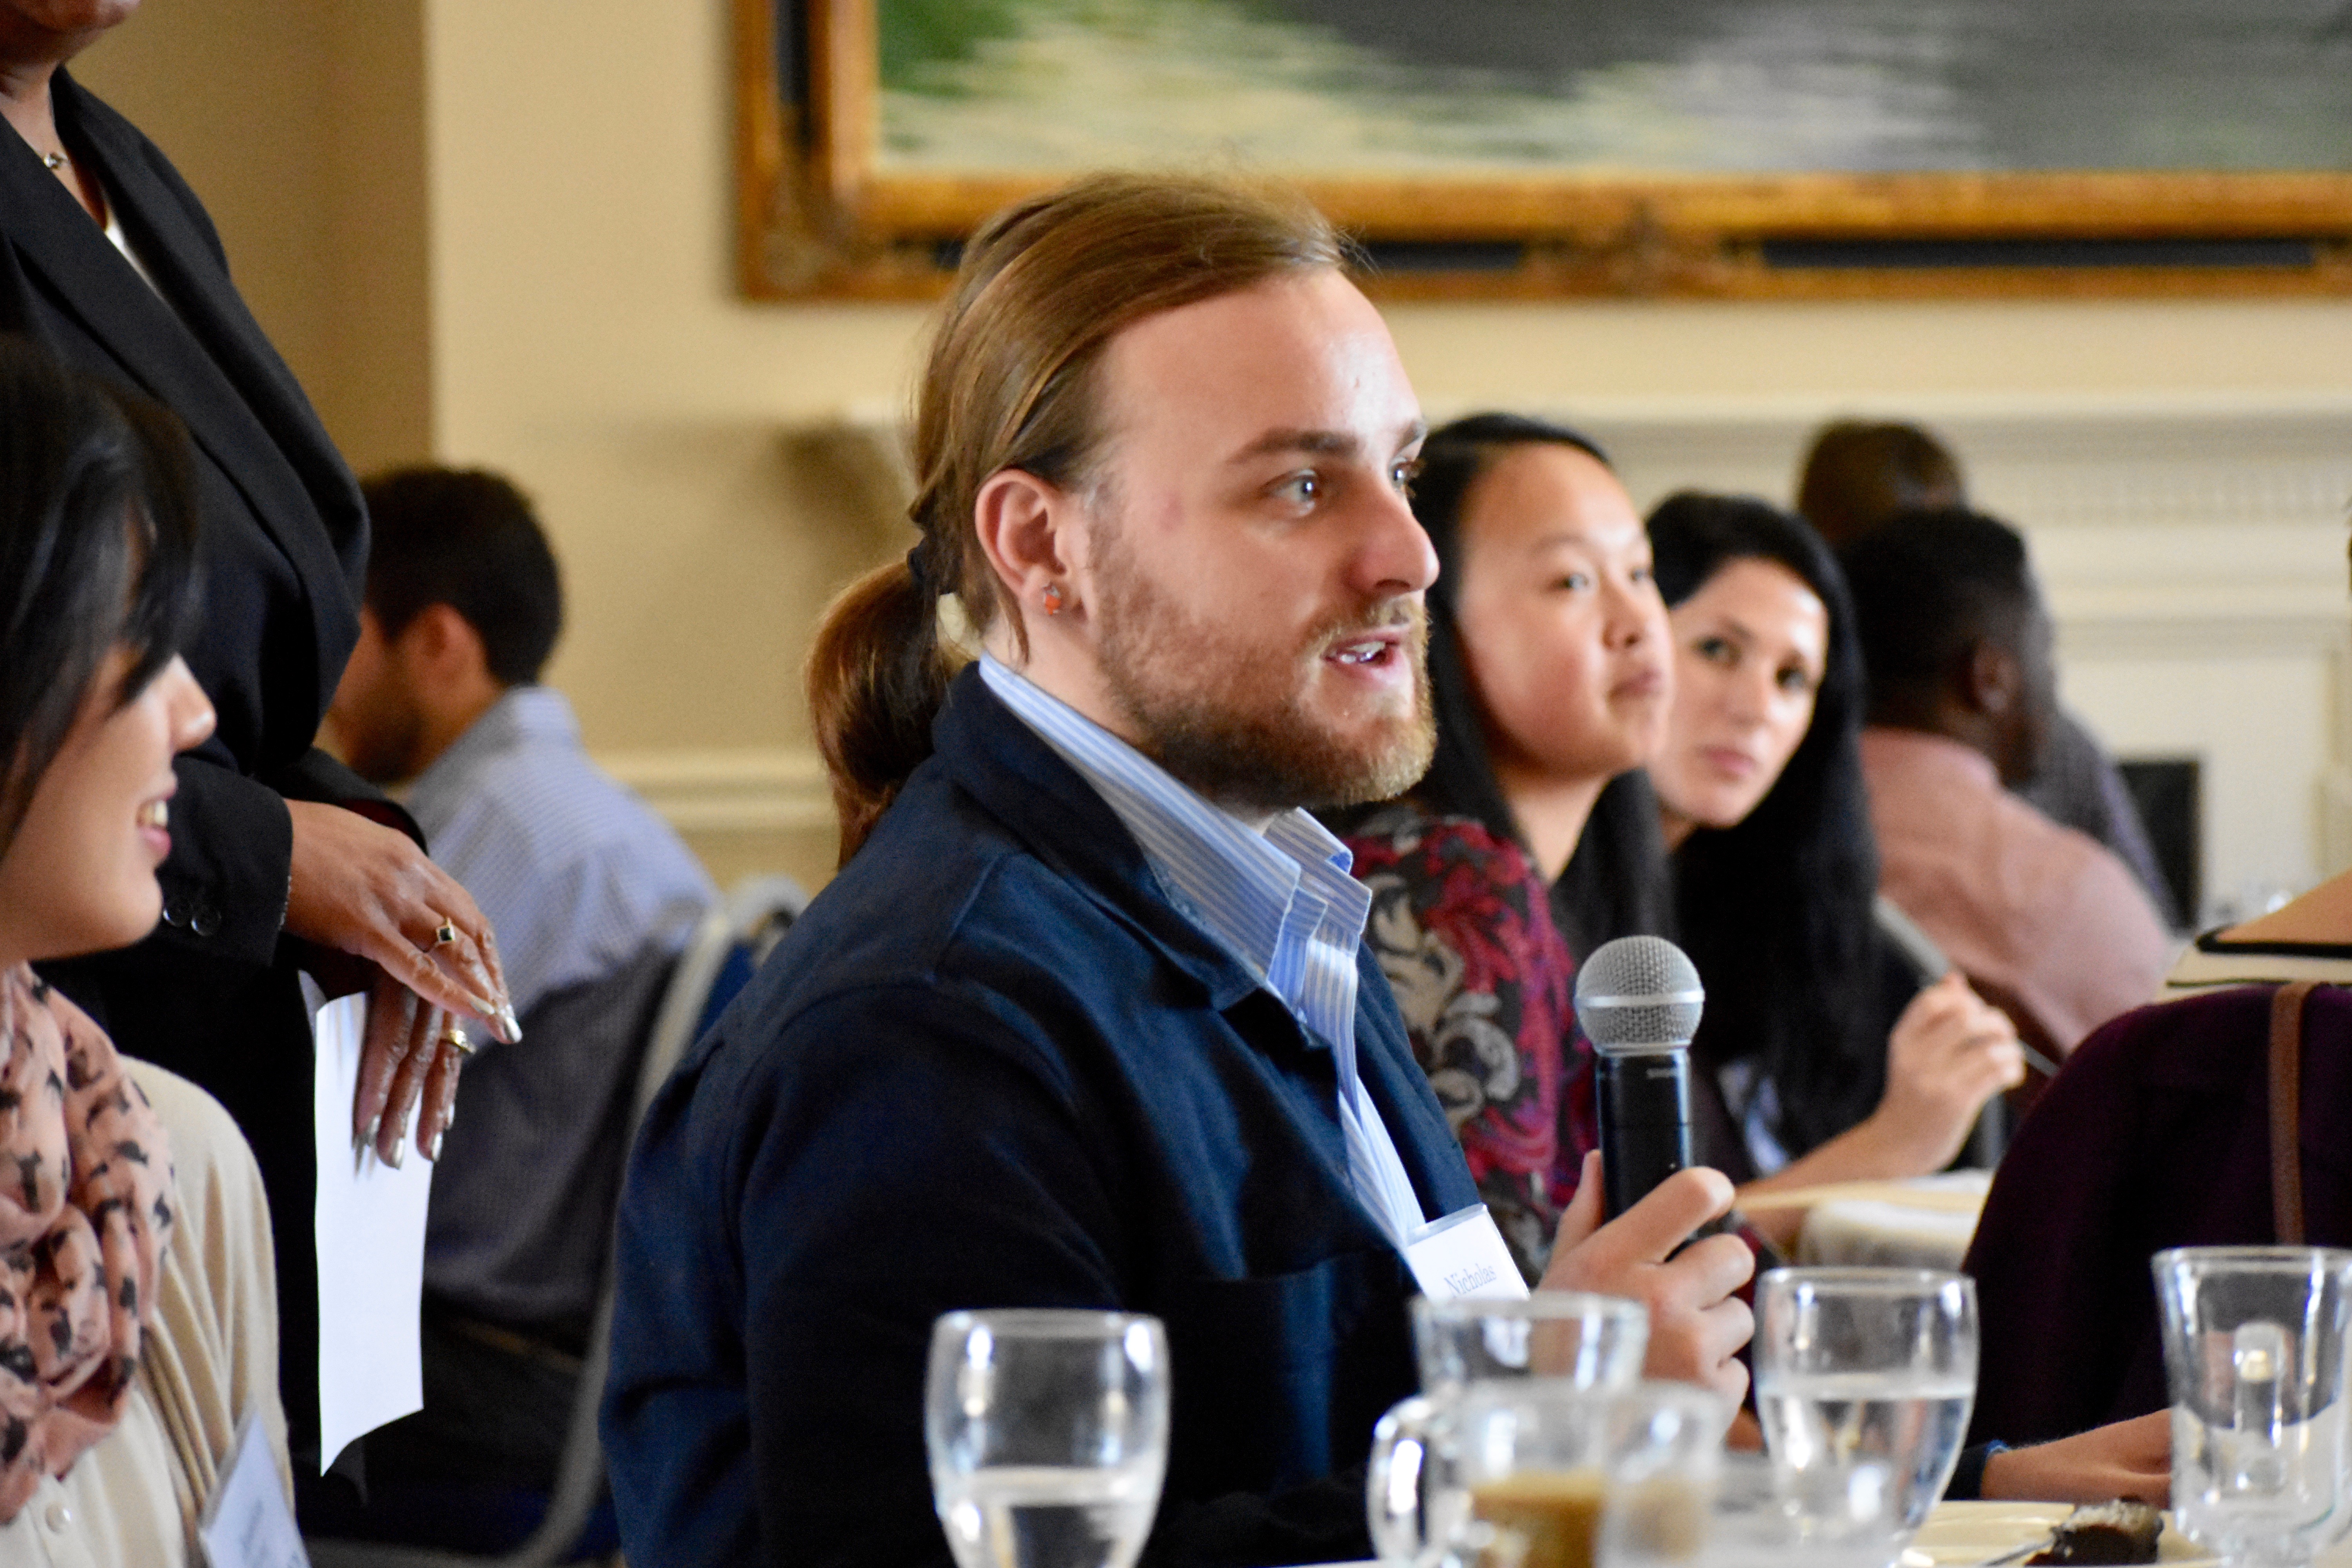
top-left (5, 71), bottom-right (402, 1460)
top-left (604, 669), bottom-right (1479, 1566)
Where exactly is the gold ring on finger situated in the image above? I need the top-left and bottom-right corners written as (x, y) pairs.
top-left (430, 917), bottom-right (459, 947)
top-left (440, 1024), bottom-right (475, 1056)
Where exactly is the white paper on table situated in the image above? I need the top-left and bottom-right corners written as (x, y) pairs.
top-left (305, 979), bottom-right (434, 1474)
top-left (198, 1413), bottom-right (310, 1568)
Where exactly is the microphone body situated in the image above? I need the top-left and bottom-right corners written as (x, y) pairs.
top-left (1593, 1047), bottom-right (1693, 1220)
top-left (1573, 936), bottom-right (1706, 1220)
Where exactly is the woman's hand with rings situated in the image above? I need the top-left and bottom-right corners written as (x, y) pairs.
top-left (284, 799), bottom-right (517, 1166)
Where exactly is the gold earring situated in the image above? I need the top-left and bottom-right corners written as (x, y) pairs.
top-left (1042, 583), bottom-right (1066, 615)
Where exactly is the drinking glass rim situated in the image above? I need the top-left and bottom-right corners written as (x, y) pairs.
top-left (931, 1307), bottom-right (1165, 1340)
top-left (1758, 1266), bottom-right (1973, 1298)
top-left (1413, 1289), bottom-right (1651, 1326)
top-left (2151, 1244), bottom-right (2352, 1274)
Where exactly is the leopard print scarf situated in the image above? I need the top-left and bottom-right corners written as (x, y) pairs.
top-left (0, 964), bottom-right (173, 1521)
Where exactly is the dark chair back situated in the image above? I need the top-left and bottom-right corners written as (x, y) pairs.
top-left (1965, 982), bottom-right (2352, 1446)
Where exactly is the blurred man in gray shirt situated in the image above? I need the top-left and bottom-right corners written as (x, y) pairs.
top-left (328, 466), bottom-right (715, 1501)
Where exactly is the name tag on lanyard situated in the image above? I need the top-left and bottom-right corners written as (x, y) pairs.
top-left (1403, 1203), bottom-right (1530, 1303)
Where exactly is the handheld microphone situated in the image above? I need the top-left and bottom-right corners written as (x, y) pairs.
top-left (1572, 936), bottom-right (1704, 1220)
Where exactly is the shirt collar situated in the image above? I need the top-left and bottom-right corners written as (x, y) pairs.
top-left (975, 654), bottom-right (1369, 987)
top-left (1860, 725), bottom-right (2001, 792)
top-left (404, 686), bottom-right (575, 824)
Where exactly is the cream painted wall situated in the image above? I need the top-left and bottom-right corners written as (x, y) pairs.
top-left (69, 0), bottom-right (2352, 894)
top-left (75, 0), bottom-right (432, 476)
top-left (1389, 298), bottom-right (2352, 417)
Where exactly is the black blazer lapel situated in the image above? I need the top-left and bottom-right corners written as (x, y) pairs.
top-left (9, 74), bottom-right (362, 717)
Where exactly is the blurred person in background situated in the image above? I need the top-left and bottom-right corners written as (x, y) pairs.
top-left (1838, 509), bottom-right (2171, 1060)
top-left (1796, 419), bottom-right (2178, 926)
top-left (0, 0), bottom-right (514, 1473)
top-left (1645, 491), bottom-right (2023, 1246)
top-left (324, 467), bottom-right (716, 1514)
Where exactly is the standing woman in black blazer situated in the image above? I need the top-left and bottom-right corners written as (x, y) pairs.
top-left (0, 0), bottom-right (517, 1469)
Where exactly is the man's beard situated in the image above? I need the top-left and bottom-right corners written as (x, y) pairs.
top-left (339, 694), bottom-right (428, 786)
top-left (1091, 530), bottom-right (1436, 817)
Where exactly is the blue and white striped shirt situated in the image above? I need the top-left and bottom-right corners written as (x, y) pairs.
top-left (405, 687), bottom-right (717, 1018)
top-left (977, 654), bottom-right (1430, 1251)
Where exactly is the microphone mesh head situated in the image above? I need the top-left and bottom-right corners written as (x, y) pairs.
top-left (1573, 935), bottom-right (1704, 1052)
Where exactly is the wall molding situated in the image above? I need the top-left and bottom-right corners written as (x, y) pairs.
top-left (599, 746), bottom-right (835, 835)
top-left (791, 395), bottom-right (2352, 656)
top-left (777, 395), bottom-right (2352, 898)
top-left (1563, 396), bottom-right (2352, 659)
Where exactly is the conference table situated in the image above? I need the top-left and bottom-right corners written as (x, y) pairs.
top-left (1307, 1500), bottom-right (2241, 1565)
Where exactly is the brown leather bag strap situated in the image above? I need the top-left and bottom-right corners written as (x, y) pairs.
top-left (2270, 980), bottom-right (2319, 1245)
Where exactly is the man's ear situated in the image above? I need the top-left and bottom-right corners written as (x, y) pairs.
top-left (973, 468), bottom-right (1080, 635)
top-left (398, 603), bottom-right (491, 688)
top-left (1960, 636), bottom-right (2022, 718)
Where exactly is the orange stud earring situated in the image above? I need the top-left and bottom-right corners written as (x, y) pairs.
top-left (1042, 583), bottom-right (1066, 616)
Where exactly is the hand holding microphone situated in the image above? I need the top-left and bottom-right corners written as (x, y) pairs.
top-left (1551, 935), bottom-right (1755, 1397)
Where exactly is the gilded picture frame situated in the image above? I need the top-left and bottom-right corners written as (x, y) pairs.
top-left (737, 0), bottom-right (2352, 301)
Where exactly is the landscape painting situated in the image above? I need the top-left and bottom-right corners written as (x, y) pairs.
top-left (739, 0), bottom-right (2352, 298)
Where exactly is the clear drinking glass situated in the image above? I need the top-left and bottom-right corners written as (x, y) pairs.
top-left (1690, 1452), bottom-right (1900, 1568)
top-left (1751, 1267), bottom-right (1977, 1565)
top-left (2155, 1246), bottom-right (2352, 1568)
top-left (1371, 1293), bottom-right (1653, 1564)
top-left (1370, 1380), bottom-right (1729, 1568)
top-left (925, 1309), bottom-right (1171, 1568)
top-left (1412, 1292), bottom-right (1654, 1395)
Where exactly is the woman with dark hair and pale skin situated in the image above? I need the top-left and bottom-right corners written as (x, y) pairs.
top-left (1644, 492), bottom-right (2025, 1246)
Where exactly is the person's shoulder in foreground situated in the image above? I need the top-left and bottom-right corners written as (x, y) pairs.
top-left (606, 667), bottom-right (1468, 1567)
top-left (1965, 869), bottom-right (2352, 1462)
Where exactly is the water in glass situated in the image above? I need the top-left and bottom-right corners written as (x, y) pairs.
top-left (936, 1461), bottom-right (1163, 1568)
top-left (1752, 1369), bottom-right (1973, 1533)
top-left (2156, 1247), bottom-right (2352, 1568)
top-left (1751, 1268), bottom-right (1976, 1566)
top-left (926, 1310), bottom-right (1169, 1568)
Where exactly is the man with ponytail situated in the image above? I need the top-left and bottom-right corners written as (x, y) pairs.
top-left (604, 173), bottom-right (1753, 1568)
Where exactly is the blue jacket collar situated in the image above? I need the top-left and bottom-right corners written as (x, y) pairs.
top-left (927, 664), bottom-right (1278, 1016)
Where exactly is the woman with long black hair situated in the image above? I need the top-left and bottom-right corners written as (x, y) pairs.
top-left (1646, 492), bottom-right (2022, 1230)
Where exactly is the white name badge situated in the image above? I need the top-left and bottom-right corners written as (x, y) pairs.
top-left (199, 1414), bottom-right (310, 1568)
top-left (1403, 1204), bottom-right (1530, 1303)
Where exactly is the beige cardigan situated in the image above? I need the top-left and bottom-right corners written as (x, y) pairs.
top-left (0, 1060), bottom-right (288, 1567)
